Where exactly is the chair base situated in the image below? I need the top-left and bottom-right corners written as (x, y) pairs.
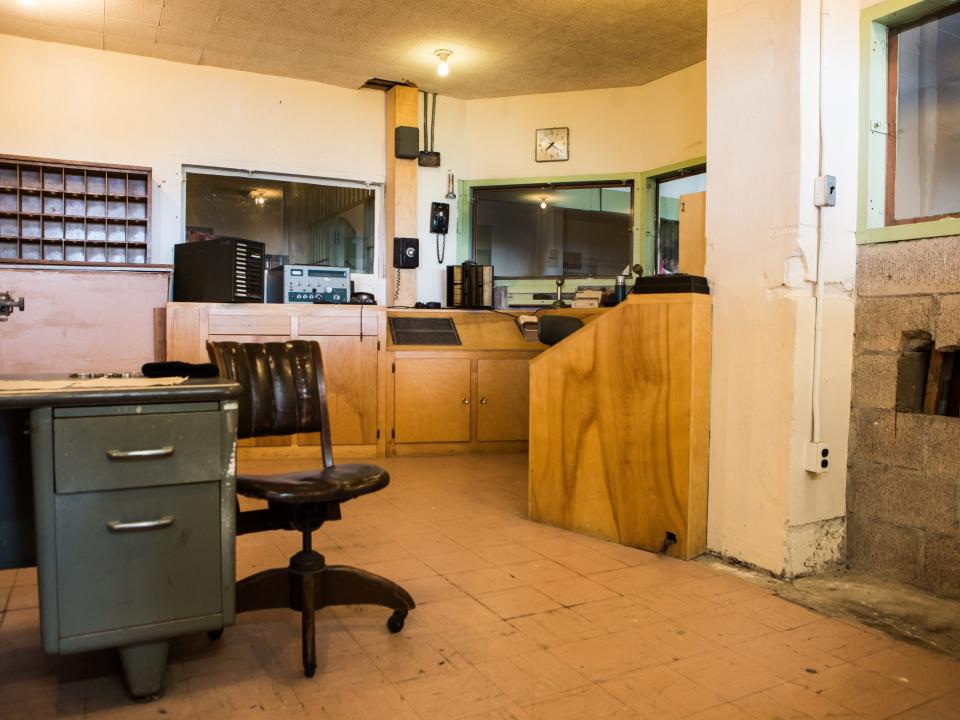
top-left (235, 550), bottom-right (415, 677)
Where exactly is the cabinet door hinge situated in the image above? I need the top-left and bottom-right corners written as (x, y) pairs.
top-left (391, 428), bottom-right (395, 439)
top-left (391, 361), bottom-right (395, 373)
top-left (377, 340), bottom-right (381, 351)
top-left (376, 428), bottom-right (380, 440)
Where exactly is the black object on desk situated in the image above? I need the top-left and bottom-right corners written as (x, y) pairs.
top-left (632, 273), bottom-right (710, 295)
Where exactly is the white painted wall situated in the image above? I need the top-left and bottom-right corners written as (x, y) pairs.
top-left (0, 33), bottom-right (386, 268)
top-left (462, 63), bottom-right (706, 180)
top-left (706, 0), bottom-right (861, 576)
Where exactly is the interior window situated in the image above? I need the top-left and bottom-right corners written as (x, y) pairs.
top-left (655, 170), bottom-right (706, 274)
top-left (888, 7), bottom-right (960, 224)
top-left (472, 182), bottom-right (633, 278)
top-left (184, 171), bottom-right (376, 273)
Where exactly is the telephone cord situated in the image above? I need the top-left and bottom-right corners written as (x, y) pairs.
top-left (436, 233), bottom-right (446, 264)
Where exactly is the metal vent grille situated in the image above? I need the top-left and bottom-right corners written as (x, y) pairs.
top-left (389, 317), bottom-right (461, 346)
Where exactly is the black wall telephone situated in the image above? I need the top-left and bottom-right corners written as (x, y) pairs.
top-left (430, 202), bottom-right (450, 234)
top-left (393, 237), bottom-right (419, 269)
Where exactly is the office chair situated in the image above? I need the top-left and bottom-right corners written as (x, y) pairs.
top-left (207, 340), bottom-right (414, 677)
top-left (538, 315), bottom-right (584, 346)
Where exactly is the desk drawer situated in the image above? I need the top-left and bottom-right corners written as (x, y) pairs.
top-left (55, 482), bottom-right (222, 639)
top-left (54, 411), bottom-right (221, 493)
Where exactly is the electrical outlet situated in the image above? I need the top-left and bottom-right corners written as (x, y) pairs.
top-left (805, 442), bottom-right (831, 474)
top-left (814, 175), bottom-right (837, 207)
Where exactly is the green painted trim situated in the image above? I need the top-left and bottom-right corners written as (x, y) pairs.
top-left (637, 157), bottom-right (707, 275)
top-left (458, 158), bottom-right (705, 278)
top-left (857, 0), bottom-right (960, 243)
top-left (858, 218), bottom-right (960, 245)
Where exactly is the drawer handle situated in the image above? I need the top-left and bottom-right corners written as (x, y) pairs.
top-left (107, 516), bottom-right (175, 533)
top-left (106, 446), bottom-right (174, 460)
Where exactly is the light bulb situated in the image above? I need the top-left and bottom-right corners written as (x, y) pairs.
top-left (434, 49), bottom-right (452, 77)
top-left (540, 199), bottom-right (547, 209)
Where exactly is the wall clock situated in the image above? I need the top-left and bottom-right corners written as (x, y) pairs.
top-left (535, 127), bottom-right (569, 162)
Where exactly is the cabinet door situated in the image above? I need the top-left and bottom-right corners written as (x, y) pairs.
top-left (299, 335), bottom-right (379, 446)
top-left (394, 358), bottom-right (471, 443)
top-left (477, 358), bottom-right (530, 441)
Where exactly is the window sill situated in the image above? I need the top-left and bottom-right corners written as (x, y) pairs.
top-left (857, 216), bottom-right (960, 245)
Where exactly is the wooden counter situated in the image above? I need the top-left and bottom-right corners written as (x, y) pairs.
top-left (161, 303), bottom-right (604, 459)
top-left (528, 293), bottom-right (712, 559)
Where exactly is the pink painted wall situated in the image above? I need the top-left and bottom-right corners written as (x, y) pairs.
top-left (0, 268), bottom-right (169, 373)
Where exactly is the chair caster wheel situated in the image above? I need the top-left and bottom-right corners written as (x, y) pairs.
top-left (207, 629), bottom-right (223, 640)
top-left (304, 665), bottom-right (316, 678)
top-left (387, 609), bottom-right (407, 634)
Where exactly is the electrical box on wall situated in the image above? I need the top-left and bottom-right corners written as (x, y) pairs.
top-left (805, 442), bottom-right (831, 474)
top-left (814, 175), bottom-right (837, 207)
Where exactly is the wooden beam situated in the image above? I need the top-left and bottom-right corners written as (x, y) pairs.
top-left (679, 191), bottom-right (706, 276)
top-left (385, 85), bottom-right (419, 306)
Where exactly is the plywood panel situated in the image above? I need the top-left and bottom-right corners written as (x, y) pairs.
top-left (208, 313), bottom-right (291, 336)
top-left (299, 315), bottom-right (377, 337)
top-left (394, 358), bottom-right (471, 443)
top-left (528, 293), bottom-right (712, 559)
top-left (297, 335), bottom-right (379, 446)
top-left (477, 358), bottom-right (529, 441)
top-left (679, 191), bottom-right (706, 276)
top-left (0, 268), bottom-right (170, 373)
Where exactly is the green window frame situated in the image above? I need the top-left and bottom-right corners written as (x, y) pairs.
top-left (859, 0), bottom-right (960, 244)
top-left (457, 157), bottom-right (706, 280)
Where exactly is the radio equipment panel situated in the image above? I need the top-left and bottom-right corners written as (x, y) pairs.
top-left (266, 265), bottom-right (351, 304)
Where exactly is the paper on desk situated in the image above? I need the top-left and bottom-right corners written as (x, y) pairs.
top-left (0, 379), bottom-right (74, 391)
top-left (70, 377), bottom-right (187, 389)
top-left (0, 377), bottom-right (187, 392)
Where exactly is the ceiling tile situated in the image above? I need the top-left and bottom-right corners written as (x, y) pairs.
top-left (104, 17), bottom-right (157, 42)
top-left (104, 0), bottom-right (163, 25)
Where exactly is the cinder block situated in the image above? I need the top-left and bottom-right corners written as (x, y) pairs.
top-left (846, 512), bottom-right (923, 584)
top-left (848, 461), bottom-right (957, 534)
top-left (934, 294), bottom-right (960, 350)
top-left (858, 235), bottom-right (960, 297)
top-left (848, 408), bottom-right (924, 470)
top-left (924, 534), bottom-right (960, 599)
top-left (851, 353), bottom-right (898, 409)
top-left (855, 296), bottom-right (932, 353)
top-left (923, 415), bottom-right (960, 478)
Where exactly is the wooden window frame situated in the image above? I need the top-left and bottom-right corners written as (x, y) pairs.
top-left (884, 4), bottom-right (960, 227)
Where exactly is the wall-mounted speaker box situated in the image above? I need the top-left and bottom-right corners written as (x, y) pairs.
top-left (394, 126), bottom-right (420, 159)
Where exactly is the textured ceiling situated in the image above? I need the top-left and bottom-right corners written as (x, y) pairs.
top-left (0, 0), bottom-right (707, 99)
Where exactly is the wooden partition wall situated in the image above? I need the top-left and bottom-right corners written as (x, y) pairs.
top-left (528, 293), bottom-right (712, 559)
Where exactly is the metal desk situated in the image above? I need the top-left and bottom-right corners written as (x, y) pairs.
top-left (0, 378), bottom-right (240, 699)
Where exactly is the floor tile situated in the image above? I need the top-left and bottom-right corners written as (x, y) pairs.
top-left (521, 684), bottom-right (639, 720)
top-left (477, 649), bottom-right (591, 705)
top-left (600, 664), bottom-right (725, 719)
top-left (477, 586), bottom-right (561, 619)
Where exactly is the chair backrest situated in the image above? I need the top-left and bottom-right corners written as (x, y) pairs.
top-left (538, 315), bottom-right (584, 346)
top-left (207, 340), bottom-right (333, 466)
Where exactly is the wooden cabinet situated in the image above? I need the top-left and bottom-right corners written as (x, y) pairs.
top-left (477, 358), bottom-right (529, 442)
top-left (162, 303), bottom-right (385, 458)
top-left (388, 352), bottom-right (535, 454)
top-left (394, 358), bottom-right (471, 443)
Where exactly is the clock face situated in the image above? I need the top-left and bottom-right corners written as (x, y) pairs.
top-left (536, 127), bottom-right (569, 162)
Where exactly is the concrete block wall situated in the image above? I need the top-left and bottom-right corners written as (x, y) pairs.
top-left (848, 235), bottom-right (960, 598)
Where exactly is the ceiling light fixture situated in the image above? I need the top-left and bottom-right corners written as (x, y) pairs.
top-left (254, 193), bottom-right (266, 207)
top-left (435, 49), bottom-right (452, 77)
top-left (540, 197), bottom-right (548, 210)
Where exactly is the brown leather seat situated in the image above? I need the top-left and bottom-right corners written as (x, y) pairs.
top-left (207, 340), bottom-right (414, 678)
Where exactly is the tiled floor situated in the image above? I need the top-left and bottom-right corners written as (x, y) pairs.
top-left (2, 453), bottom-right (959, 719)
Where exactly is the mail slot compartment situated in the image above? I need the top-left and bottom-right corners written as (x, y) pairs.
top-left (55, 482), bottom-right (222, 639)
top-left (54, 411), bottom-right (222, 493)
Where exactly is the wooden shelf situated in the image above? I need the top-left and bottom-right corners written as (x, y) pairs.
top-left (0, 155), bottom-right (152, 265)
